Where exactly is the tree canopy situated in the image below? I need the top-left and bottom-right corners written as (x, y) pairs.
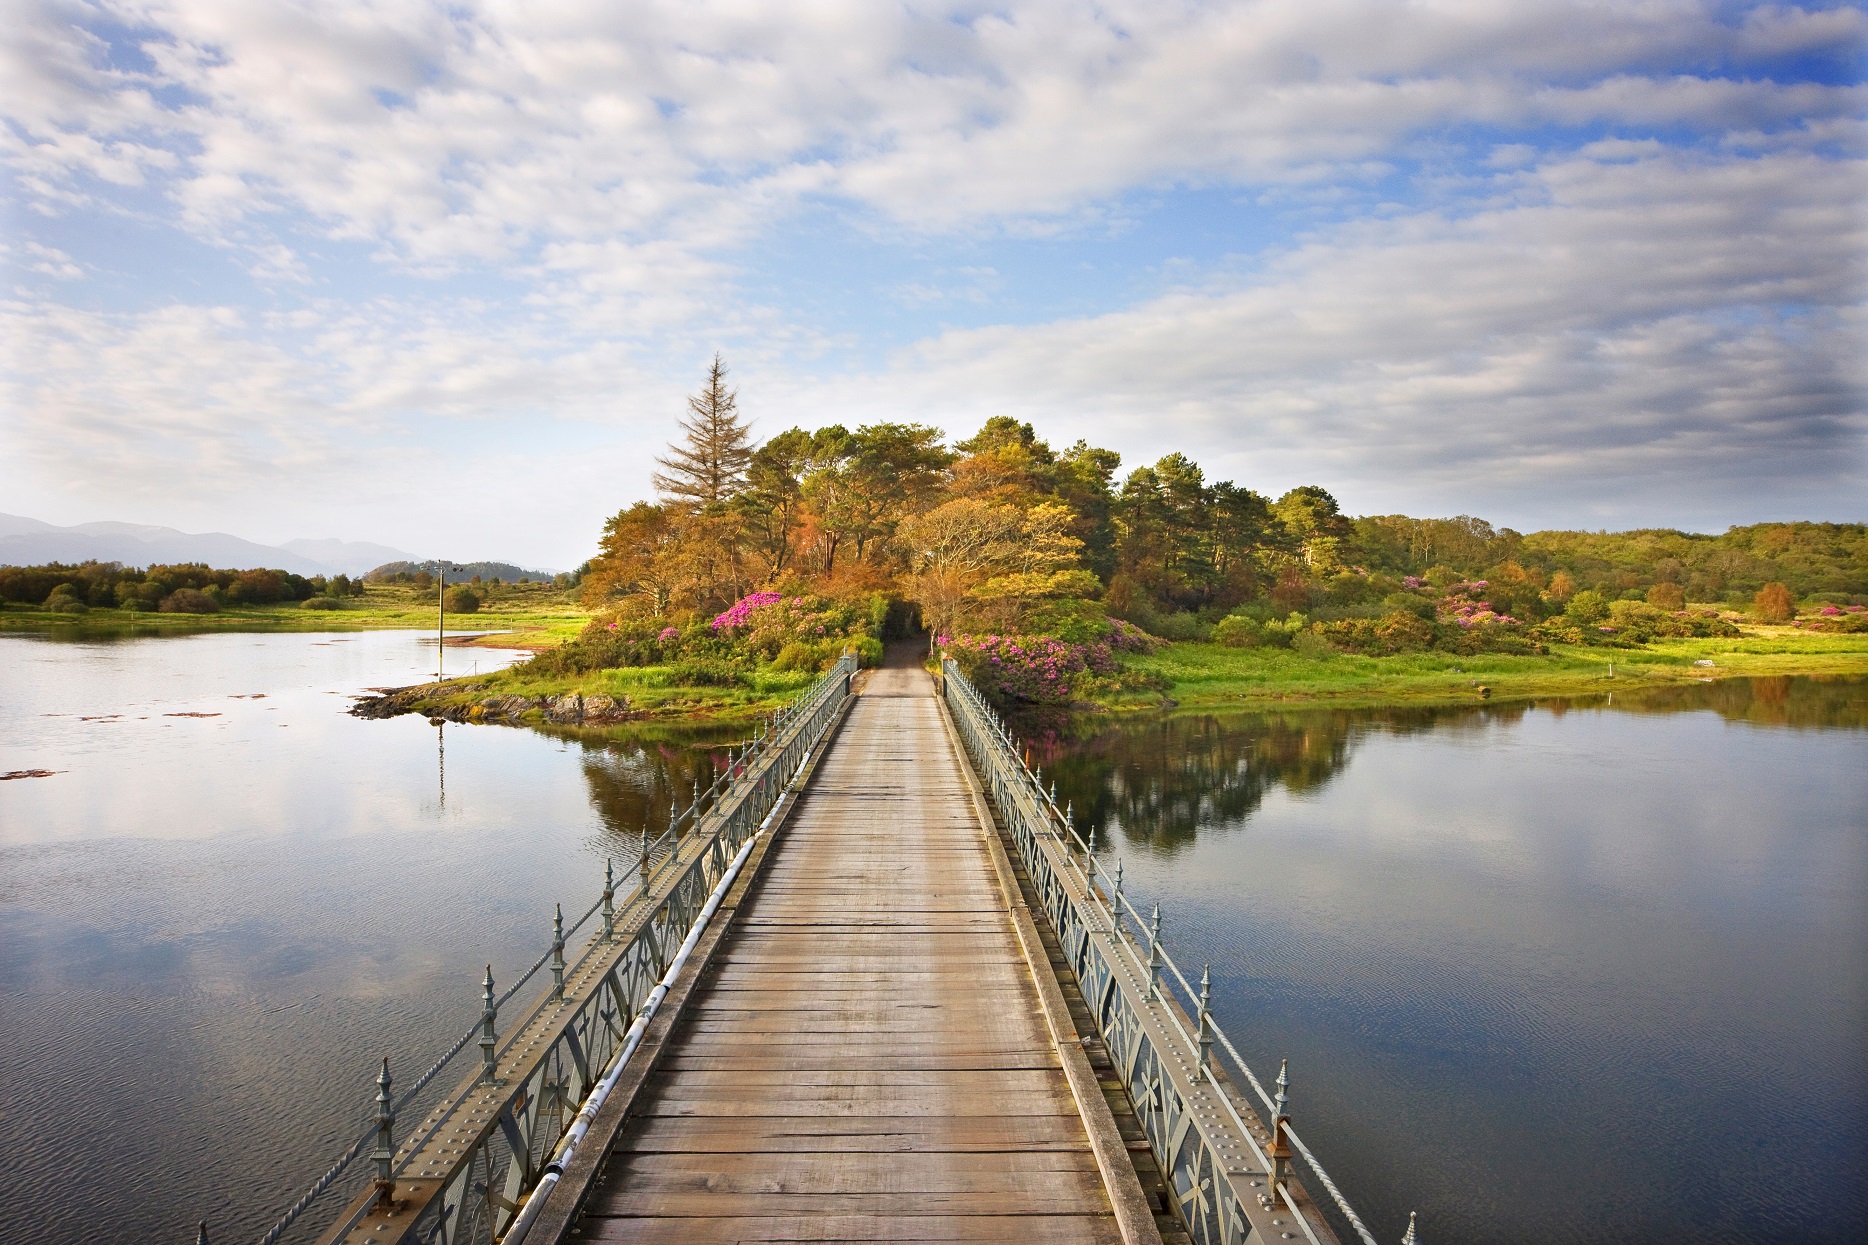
top-left (580, 359), bottom-right (1866, 635)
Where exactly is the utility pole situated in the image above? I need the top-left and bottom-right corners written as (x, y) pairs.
top-left (436, 560), bottom-right (462, 682)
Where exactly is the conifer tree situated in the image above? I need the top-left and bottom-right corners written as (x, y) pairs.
top-left (653, 354), bottom-right (753, 507)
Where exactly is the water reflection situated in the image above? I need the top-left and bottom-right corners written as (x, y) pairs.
top-left (0, 630), bottom-right (764, 1245)
top-left (1022, 674), bottom-right (1868, 1244)
top-left (1030, 675), bottom-right (1868, 855)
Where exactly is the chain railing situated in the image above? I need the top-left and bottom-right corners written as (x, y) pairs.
top-left (245, 654), bottom-right (858, 1245)
top-left (943, 657), bottom-right (1397, 1245)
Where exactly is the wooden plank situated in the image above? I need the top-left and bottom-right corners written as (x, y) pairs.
top-left (578, 1213), bottom-right (1124, 1243)
top-left (614, 1114), bottom-right (1095, 1154)
top-left (591, 1149), bottom-right (1103, 1198)
top-left (590, 1189), bottom-right (1109, 1219)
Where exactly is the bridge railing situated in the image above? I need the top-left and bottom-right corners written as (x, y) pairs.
top-left (943, 657), bottom-right (1386, 1245)
top-left (254, 653), bottom-right (858, 1245)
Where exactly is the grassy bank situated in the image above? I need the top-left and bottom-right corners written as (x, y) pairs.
top-left (0, 581), bottom-right (589, 646)
top-left (1103, 628), bottom-right (1868, 712)
top-left (376, 659), bottom-right (828, 727)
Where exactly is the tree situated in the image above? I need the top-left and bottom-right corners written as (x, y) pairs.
top-left (652, 354), bottom-right (754, 508)
top-left (896, 499), bottom-right (1028, 634)
top-left (581, 502), bottom-right (679, 615)
top-left (1273, 486), bottom-right (1351, 571)
top-left (801, 423), bottom-right (952, 571)
top-left (1753, 581), bottom-right (1796, 622)
top-left (1646, 582), bottom-right (1685, 610)
top-left (897, 498), bottom-right (1086, 634)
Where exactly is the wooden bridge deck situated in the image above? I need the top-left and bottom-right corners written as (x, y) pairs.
top-left (569, 662), bottom-right (1131, 1243)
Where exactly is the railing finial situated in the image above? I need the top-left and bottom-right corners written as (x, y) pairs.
top-left (1269, 1056), bottom-right (1293, 1191)
top-left (479, 965), bottom-right (498, 1084)
top-left (1146, 904), bottom-right (1162, 998)
top-left (1401, 1210), bottom-right (1418, 1245)
top-left (1196, 964), bottom-right (1213, 1066)
top-left (371, 1056), bottom-right (395, 1202)
top-left (601, 858), bottom-right (615, 942)
top-left (550, 903), bottom-right (566, 1000)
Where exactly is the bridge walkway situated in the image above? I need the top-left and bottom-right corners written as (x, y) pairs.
top-left (565, 660), bottom-right (1136, 1243)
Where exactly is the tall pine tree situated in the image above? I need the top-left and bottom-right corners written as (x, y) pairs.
top-left (653, 354), bottom-right (753, 507)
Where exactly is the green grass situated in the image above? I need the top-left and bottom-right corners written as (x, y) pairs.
top-left (1106, 628), bottom-right (1868, 712)
top-left (380, 659), bottom-right (834, 728)
top-left (0, 581), bottom-right (590, 645)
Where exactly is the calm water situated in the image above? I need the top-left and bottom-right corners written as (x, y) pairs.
top-left (2, 636), bottom-right (1864, 1243)
top-left (1030, 679), bottom-right (1868, 1244)
top-left (0, 630), bottom-right (740, 1244)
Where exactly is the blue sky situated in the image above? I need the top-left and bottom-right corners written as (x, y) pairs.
top-left (3, 0), bottom-right (1863, 569)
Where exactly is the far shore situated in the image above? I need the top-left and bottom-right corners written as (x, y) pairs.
top-left (10, 598), bottom-right (1864, 726)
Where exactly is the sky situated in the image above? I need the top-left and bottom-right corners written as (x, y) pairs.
top-left (2, 0), bottom-right (1864, 571)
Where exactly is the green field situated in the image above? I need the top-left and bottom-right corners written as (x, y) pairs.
top-left (1, 580), bottom-right (590, 646)
top-left (1104, 627), bottom-right (1868, 712)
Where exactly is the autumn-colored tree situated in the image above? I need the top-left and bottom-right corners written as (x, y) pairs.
top-left (1547, 570), bottom-right (1577, 602)
top-left (1753, 581), bottom-right (1796, 623)
top-left (1646, 582), bottom-right (1685, 610)
top-left (581, 502), bottom-right (679, 615)
top-left (897, 499), bottom-right (1087, 634)
top-left (653, 354), bottom-right (754, 508)
top-left (896, 499), bottom-right (1028, 634)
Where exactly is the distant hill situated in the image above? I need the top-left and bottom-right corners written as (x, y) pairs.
top-left (0, 513), bottom-right (433, 576)
top-left (280, 537), bottom-right (417, 576)
top-left (367, 559), bottom-right (559, 584)
top-left (0, 513), bottom-right (338, 576)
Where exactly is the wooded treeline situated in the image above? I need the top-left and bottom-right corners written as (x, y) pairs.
top-left (581, 359), bottom-right (1865, 636)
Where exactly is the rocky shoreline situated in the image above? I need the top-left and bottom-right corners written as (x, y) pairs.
top-left (350, 683), bottom-right (644, 726)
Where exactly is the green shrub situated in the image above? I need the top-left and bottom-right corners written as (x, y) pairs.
top-left (849, 636), bottom-right (884, 667)
top-left (771, 641), bottom-right (819, 672)
top-left (1565, 590), bottom-right (1609, 625)
top-left (1315, 611), bottom-right (1436, 655)
top-left (1382, 592), bottom-right (1437, 620)
top-left (43, 585), bottom-right (85, 612)
top-left (1212, 615), bottom-right (1265, 648)
top-left (1290, 629), bottom-right (1335, 658)
top-left (159, 588), bottom-right (220, 614)
top-left (301, 596), bottom-right (344, 610)
top-left (670, 658), bottom-right (744, 687)
top-left (444, 586), bottom-right (481, 613)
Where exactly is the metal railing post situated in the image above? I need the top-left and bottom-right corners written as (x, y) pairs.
top-left (371, 1057), bottom-right (395, 1203)
top-left (1196, 964), bottom-right (1213, 1068)
top-left (1146, 904), bottom-right (1162, 998)
top-left (479, 966), bottom-right (498, 1084)
top-left (601, 860), bottom-right (615, 942)
top-left (550, 904), bottom-right (566, 1001)
top-left (1269, 1058), bottom-right (1293, 1192)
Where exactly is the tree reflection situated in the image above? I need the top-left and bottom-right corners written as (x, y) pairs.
top-left (529, 722), bottom-right (748, 854)
top-left (1022, 675), bottom-right (1863, 856)
top-left (1037, 711), bottom-right (1362, 856)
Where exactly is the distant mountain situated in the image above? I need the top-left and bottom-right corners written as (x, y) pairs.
top-left (0, 512), bottom-right (558, 581)
top-left (0, 513), bottom-right (425, 577)
top-left (281, 537), bottom-right (416, 577)
top-left (0, 513), bottom-right (336, 575)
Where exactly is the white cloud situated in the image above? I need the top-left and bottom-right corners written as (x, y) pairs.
top-left (2, 2), bottom-right (1861, 554)
top-left (8, 1), bottom-right (1860, 270)
top-left (765, 146), bottom-right (1868, 526)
